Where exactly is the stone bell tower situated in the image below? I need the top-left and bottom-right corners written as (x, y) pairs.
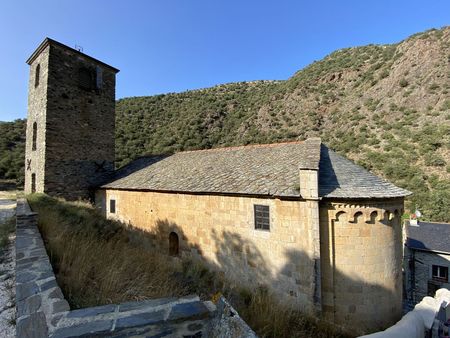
top-left (24, 38), bottom-right (119, 200)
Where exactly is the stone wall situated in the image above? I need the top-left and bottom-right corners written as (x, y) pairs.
top-left (16, 198), bottom-right (70, 337)
top-left (16, 198), bottom-right (258, 337)
top-left (24, 46), bottom-right (49, 194)
top-left (404, 248), bottom-right (450, 305)
top-left (25, 40), bottom-right (118, 200)
top-left (319, 199), bottom-right (404, 334)
top-left (96, 189), bottom-right (320, 312)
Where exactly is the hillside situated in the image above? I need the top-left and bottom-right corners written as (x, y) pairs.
top-left (1, 27), bottom-right (449, 221)
top-left (116, 27), bottom-right (450, 221)
top-left (0, 119), bottom-right (26, 185)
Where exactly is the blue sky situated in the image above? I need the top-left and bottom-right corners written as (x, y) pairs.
top-left (0, 0), bottom-right (449, 121)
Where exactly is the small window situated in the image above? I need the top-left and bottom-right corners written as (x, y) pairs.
top-left (35, 64), bottom-right (40, 88)
top-left (31, 173), bottom-right (36, 193)
top-left (254, 205), bottom-right (270, 231)
top-left (109, 199), bottom-right (116, 213)
top-left (432, 265), bottom-right (448, 282)
top-left (32, 122), bottom-right (37, 151)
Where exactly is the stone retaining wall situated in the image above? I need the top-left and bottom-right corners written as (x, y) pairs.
top-left (16, 198), bottom-right (70, 337)
top-left (15, 198), bottom-right (257, 337)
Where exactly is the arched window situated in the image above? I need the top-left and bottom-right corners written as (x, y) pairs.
top-left (32, 122), bottom-right (37, 151)
top-left (169, 232), bottom-right (179, 256)
top-left (35, 64), bottom-right (40, 88)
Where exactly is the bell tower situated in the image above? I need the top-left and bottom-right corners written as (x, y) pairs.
top-left (24, 38), bottom-right (119, 200)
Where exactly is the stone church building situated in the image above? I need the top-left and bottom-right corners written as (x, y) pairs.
top-left (24, 38), bottom-right (410, 334)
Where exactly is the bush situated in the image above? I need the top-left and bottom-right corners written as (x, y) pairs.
top-left (424, 153), bottom-right (446, 167)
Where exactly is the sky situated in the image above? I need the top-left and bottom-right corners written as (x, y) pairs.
top-left (0, 0), bottom-right (449, 121)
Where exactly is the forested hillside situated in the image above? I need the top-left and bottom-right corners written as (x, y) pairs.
top-left (1, 27), bottom-right (449, 221)
top-left (0, 119), bottom-right (26, 185)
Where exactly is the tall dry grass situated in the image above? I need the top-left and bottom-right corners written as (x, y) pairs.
top-left (28, 193), bottom-right (189, 308)
top-left (28, 194), bottom-right (351, 337)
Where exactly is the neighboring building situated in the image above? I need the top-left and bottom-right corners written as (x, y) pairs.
top-left (404, 221), bottom-right (450, 307)
top-left (25, 38), bottom-right (412, 334)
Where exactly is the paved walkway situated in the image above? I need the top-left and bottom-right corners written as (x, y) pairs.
top-left (0, 197), bottom-right (16, 222)
top-left (0, 193), bottom-right (16, 338)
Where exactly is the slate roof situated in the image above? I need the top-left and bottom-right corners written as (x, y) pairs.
top-left (406, 221), bottom-right (450, 254)
top-left (102, 138), bottom-right (411, 199)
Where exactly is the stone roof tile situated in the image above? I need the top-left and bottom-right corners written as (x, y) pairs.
top-left (406, 221), bottom-right (450, 254)
top-left (102, 138), bottom-right (411, 199)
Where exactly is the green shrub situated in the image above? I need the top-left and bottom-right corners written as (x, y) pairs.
top-left (399, 79), bottom-right (409, 87)
top-left (424, 153), bottom-right (446, 167)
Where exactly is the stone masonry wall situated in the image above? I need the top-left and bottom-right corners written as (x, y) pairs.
top-left (96, 189), bottom-right (320, 312)
top-left (319, 199), bottom-right (404, 334)
top-left (24, 46), bottom-right (50, 194)
top-left (25, 40), bottom-right (117, 200)
top-left (16, 198), bottom-right (70, 337)
top-left (17, 198), bottom-right (258, 338)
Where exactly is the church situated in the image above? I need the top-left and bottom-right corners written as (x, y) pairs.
top-left (24, 37), bottom-right (410, 333)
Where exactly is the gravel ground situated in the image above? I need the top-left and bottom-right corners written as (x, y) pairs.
top-left (0, 195), bottom-right (16, 338)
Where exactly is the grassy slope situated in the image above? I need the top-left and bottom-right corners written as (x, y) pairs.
top-left (2, 27), bottom-right (449, 220)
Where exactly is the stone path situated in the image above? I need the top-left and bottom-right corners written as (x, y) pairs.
top-left (0, 193), bottom-right (16, 338)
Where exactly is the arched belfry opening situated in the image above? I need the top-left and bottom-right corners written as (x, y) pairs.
top-left (169, 232), bottom-right (179, 256)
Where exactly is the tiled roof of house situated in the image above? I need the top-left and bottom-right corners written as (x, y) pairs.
top-left (102, 138), bottom-right (411, 199)
top-left (406, 221), bottom-right (450, 254)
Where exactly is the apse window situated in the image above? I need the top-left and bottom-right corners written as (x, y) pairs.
top-left (109, 199), bottom-right (116, 214)
top-left (254, 205), bottom-right (270, 231)
top-left (432, 265), bottom-right (448, 282)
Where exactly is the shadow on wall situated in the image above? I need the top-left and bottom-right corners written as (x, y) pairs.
top-left (123, 217), bottom-right (400, 336)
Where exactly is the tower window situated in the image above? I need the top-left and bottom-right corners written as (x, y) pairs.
top-left (254, 205), bottom-right (270, 231)
top-left (78, 67), bottom-right (96, 90)
top-left (32, 122), bottom-right (37, 151)
top-left (31, 173), bottom-right (36, 193)
top-left (35, 64), bottom-right (40, 88)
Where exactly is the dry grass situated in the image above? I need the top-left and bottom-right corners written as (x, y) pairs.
top-left (28, 194), bottom-right (351, 338)
top-left (28, 193), bottom-right (189, 308)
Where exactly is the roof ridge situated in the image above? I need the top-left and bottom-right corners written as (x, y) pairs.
top-left (180, 140), bottom-right (305, 154)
